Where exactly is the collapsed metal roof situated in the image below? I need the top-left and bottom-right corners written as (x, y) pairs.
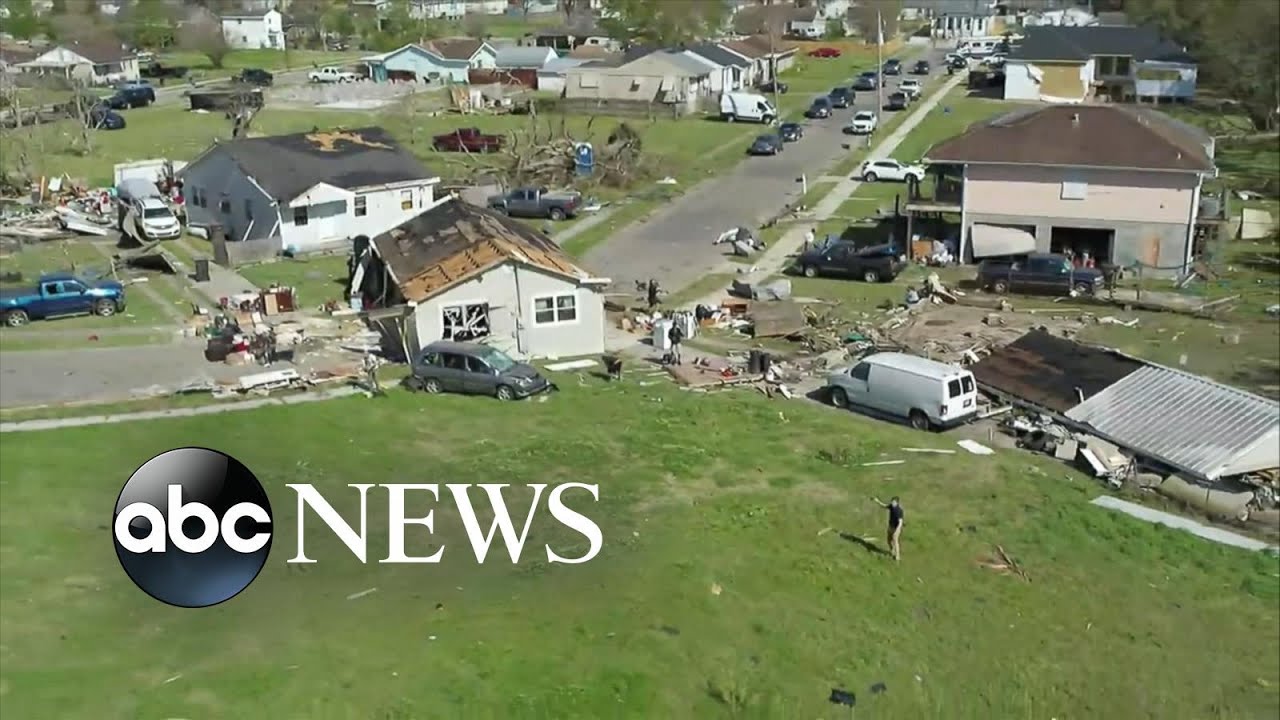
top-left (1065, 364), bottom-right (1280, 482)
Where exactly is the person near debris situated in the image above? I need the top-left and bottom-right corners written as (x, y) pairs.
top-left (873, 496), bottom-right (904, 562)
top-left (667, 321), bottom-right (685, 365)
top-left (803, 227), bottom-right (816, 252)
top-left (362, 352), bottom-right (383, 396)
top-left (646, 279), bottom-right (662, 311)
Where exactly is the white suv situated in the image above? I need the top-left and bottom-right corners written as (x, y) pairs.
top-left (134, 197), bottom-right (182, 239)
top-left (846, 111), bottom-right (878, 135)
top-left (899, 78), bottom-right (922, 99)
top-left (857, 159), bottom-right (925, 183)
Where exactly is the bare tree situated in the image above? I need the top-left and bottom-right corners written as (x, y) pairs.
top-left (180, 17), bottom-right (231, 69)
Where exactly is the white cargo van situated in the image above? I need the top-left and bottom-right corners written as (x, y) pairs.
top-left (956, 37), bottom-right (1002, 58)
top-left (826, 352), bottom-right (979, 430)
top-left (719, 92), bottom-right (777, 124)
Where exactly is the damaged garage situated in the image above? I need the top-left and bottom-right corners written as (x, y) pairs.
top-left (348, 199), bottom-right (611, 359)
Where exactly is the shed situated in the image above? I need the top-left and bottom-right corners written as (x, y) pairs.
top-left (494, 46), bottom-right (558, 70)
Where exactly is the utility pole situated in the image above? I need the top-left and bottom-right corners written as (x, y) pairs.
top-left (876, 9), bottom-right (884, 122)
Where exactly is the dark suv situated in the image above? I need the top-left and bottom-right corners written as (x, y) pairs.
top-left (978, 253), bottom-right (1105, 296)
top-left (408, 340), bottom-right (551, 400)
top-left (237, 68), bottom-right (275, 86)
top-left (795, 241), bottom-right (903, 283)
top-left (112, 81), bottom-right (156, 107)
top-left (805, 96), bottom-right (833, 118)
top-left (828, 86), bottom-right (853, 108)
top-left (882, 58), bottom-right (902, 75)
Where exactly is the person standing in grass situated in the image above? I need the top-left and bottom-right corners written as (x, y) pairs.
top-left (873, 496), bottom-right (904, 562)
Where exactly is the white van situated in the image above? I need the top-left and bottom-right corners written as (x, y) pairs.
top-left (720, 92), bottom-right (777, 124)
top-left (826, 352), bottom-right (979, 431)
top-left (956, 37), bottom-right (1002, 58)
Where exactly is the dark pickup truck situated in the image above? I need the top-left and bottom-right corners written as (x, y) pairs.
top-left (1, 273), bottom-right (127, 327)
top-left (978, 252), bottom-right (1105, 296)
top-left (433, 127), bottom-right (505, 153)
top-left (795, 241), bottom-right (903, 283)
top-left (111, 81), bottom-right (156, 108)
top-left (140, 62), bottom-right (189, 80)
top-left (488, 187), bottom-right (582, 221)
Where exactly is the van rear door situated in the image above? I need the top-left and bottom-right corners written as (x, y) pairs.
top-left (939, 371), bottom-right (978, 424)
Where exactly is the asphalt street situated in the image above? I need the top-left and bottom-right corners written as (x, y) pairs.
top-left (581, 46), bottom-right (949, 295)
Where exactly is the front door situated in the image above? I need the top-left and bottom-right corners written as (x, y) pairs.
top-left (438, 352), bottom-right (469, 392)
top-left (845, 362), bottom-right (873, 408)
top-left (42, 280), bottom-right (88, 316)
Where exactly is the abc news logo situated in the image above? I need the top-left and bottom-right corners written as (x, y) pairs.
top-left (113, 448), bottom-right (602, 608)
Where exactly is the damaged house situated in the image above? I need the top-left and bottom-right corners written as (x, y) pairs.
top-left (180, 127), bottom-right (443, 254)
top-left (350, 199), bottom-right (610, 359)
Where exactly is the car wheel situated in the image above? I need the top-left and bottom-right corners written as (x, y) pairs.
top-left (908, 409), bottom-right (931, 431)
top-left (862, 269), bottom-right (881, 283)
top-left (803, 265), bottom-right (818, 278)
top-left (1073, 282), bottom-right (1093, 295)
top-left (94, 300), bottom-right (116, 317)
top-left (4, 309), bottom-right (29, 327)
top-left (992, 279), bottom-right (1009, 294)
top-left (830, 386), bottom-right (848, 408)
top-left (495, 384), bottom-right (516, 401)
top-left (548, 207), bottom-right (566, 221)
top-left (423, 378), bottom-right (444, 394)
top-left (863, 172), bottom-right (878, 182)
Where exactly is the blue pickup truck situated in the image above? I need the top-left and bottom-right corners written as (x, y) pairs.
top-left (0, 273), bottom-right (127, 327)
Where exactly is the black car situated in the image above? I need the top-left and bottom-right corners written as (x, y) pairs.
top-left (748, 133), bottom-right (784, 156)
top-left (237, 68), bottom-right (275, 86)
top-left (87, 106), bottom-right (126, 130)
top-left (882, 59), bottom-right (902, 75)
top-left (885, 92), bottom-right (908, 111)
top-left (853, 71), bottom-right (878, 91)
top-left (828, 86), bottom-right (853, 108)
top-left (978, 253), bottom-right (1104, 296)
top-left (948, 55), bottom-right (968, 70)
top-left (912, 60), bottom-right (930, 75)
top-left (110, 82), bottom-right (155, 108)
top-left (757, 80), bottom-right (789, 94)
top-left (804, 97), bottom-right (832, 119)
top-left (795, 241), bottom-right (903, 283)
top-left (779, 122), bottom-right (803, 142)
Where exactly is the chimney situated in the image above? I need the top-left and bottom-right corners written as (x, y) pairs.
top-left (1071, 112), bottom-right (1080, 126)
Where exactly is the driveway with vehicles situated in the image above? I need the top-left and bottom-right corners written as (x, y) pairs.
top-left (580, 47), bottom-right (948, 295)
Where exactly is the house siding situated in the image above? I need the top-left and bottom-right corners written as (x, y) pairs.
top-left (221, 11), bottom-right (286, 50)
top-left (282, 182), bottom-right (442, 252)
top-left (1134, 60), bottom-right (1197, 99)
top-left (412, 264), bottom-right (606, 359)
top-left (381, 47), bottom-right (469, 83)
top-left (1003, 59), bottom-right (1092, 102)
top-left (182, 148), bottom-right (280, 244)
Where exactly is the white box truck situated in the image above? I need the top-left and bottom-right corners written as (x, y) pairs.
top-left (719, 92), bottom-right (777, 124)
top-left (826, 352), bottom-right (979, 431)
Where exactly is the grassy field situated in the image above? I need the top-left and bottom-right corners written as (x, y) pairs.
top-left (0, 378), bottom-right (1276, 719)
top-left (155, 49), bottom-right (367, 80)
top-left (237, 253), bottom-right (351, 308)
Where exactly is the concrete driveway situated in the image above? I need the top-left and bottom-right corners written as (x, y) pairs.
top-left (581, 47), bottom-right (950, 295)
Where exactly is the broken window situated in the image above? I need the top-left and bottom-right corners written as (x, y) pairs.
top-left (293, 206), bottom-right (308, 226)
top-left (533, 293), bottom-right (577, 325)
top-left (354, 195), bottom-right (367, 217)
top-left (441, 303), bottom-right (490, 341)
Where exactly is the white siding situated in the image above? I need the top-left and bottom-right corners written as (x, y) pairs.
top-left (181, 148), bottom-right (279, 244)
top-left (412, 264), bottom-right (605, 359)
top-left (1002, 61), bottom-right (1039, 101)
top-left (221, 10), bottom-right (286, 50)
top-left (282, 182), bottom-right (444, 252)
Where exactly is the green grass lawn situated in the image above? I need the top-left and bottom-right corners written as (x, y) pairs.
top-left (237, 254), bottom-right (351, 307)
top-left (155, 49), bottom-right (367, 80)
top-left (0, 380), bottom-right (1276, 719)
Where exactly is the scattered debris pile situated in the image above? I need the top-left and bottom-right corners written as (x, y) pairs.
top-left (1, 177), bottom-right (117, 242)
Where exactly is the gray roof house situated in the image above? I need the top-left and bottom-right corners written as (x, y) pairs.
top-left (1005, 25), bottom-right (1198, 103)
top-left (494, 46), bottom-right (558, 70)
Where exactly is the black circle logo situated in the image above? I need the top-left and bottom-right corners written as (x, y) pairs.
top-left (112, 448), bottom-right (272, 608)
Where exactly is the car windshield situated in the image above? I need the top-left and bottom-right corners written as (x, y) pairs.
top-left (143, 207), bottom-right (173, 219)
top-left (855, 112), bottom-right (873, 120)
top-left (478, 347), bottom-right (517, 372)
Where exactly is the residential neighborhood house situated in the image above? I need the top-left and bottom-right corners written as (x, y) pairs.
top-left (911, 105), bottom-right (1217, 274)
top-left (0, 42), bottom-right (40, 74)
top-left (720, 36), bottom-right (796, 86)
top-left (1004, 24), bottom-right (1198, 103)
top-left (931, 0), bottom-right (998, 38)
top-left (410, 0), bottom-right (466, 20)
top-left (15, 40), bottom-right (139, 85)
top-left (220, 8), bottom-right (287, 50)
top-left (362, 44), bottom-right (470, 84)
top-left (426, 37), bottom-right (498, 69)
top-left (684, 42), bottom-right (752, 90)
top-left (531, 19), bottom-right (617, 52)
top-left (180, 127), bottom-right (444, 254)
top-left (350, 199), bottom-right (609, 359)
top-left (535, 56), bottom-right (592, 94)
top-left (494, 46), bottom-right (559, 70)
top-left (563, 51), bottom-right (711, 114)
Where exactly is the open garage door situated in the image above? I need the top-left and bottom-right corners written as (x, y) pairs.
top-left (970, 223), bottom-right (1037, 258)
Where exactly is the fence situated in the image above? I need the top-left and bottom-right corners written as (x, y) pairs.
top-left (536, 97), bottom-right (690, 119)
top-left (209, 226), bottom-right (278, 268)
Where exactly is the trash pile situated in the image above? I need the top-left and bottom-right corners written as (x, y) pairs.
top-left (0, 177), bottom-right (118, 242)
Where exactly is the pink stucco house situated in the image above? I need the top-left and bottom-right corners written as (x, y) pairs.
top-left (907, 104), bottom-right (1219, 274)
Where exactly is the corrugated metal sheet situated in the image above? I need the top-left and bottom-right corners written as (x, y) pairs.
top-left (1065, 364), bottom-right (1280, 481)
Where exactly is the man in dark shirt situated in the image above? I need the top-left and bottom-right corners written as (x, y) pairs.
top-left (873, 496), bottom-right (904, 562)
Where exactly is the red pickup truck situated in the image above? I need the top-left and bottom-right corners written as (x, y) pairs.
top-left (432, 127), bottom-right (505, 153)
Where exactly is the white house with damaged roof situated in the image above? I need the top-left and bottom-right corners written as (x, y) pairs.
top-left (1005, 25), bottom-right (1198, 103)
top-left (349, 199), bottom-right (610, 359)
top-left (180, 127), bottom-right (444, 254)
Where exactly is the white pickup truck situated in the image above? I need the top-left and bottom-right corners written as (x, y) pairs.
top-left (308, 66), bottom-right (359, 83)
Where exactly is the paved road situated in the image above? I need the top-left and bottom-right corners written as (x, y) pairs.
top-left (150, 69), bottom-right (312, 107)
top-left (581, 47), bottom-right (949, 295)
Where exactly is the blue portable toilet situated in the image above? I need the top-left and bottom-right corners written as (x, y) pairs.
top-left (574, 142), bottom-right (595, 177)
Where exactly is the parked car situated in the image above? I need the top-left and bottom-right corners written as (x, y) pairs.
top-left (978, 253), bottom-right (1105, 296)
top-left (111, 81), bottom-right (156, 108)
top-left (487, 187), bottom-right (582, 220)
top-left (87, 106), bottom-right (126, 130)
top-left (885, 91), bottom-right (908, 111)
top-left (857, 159), bottom-right (924, 183)
top-left (408, 340), bottom-right (551, 400)
top-left (237, 68), bottom-right (275, 86)
top-left (139, 61), bottom-right (188, 80)
top-left (795, 241), bottom-right (903, 283)
top-left (720, 91), bottom-right (777, 123)
top-left (804, 97), bottom-right (832, 119)
top-left (845, 110), bottom-right (878, 134)
top-left (853, 72), bottom-right (878, 91)
top-left (826, 352), bottom-right (979, 431)
top-left (748, 133), bottom-right (784, 156)
top-left (757, 80), bottom-right (789, 94)
top-left (99, 93), bottom-right (130, 110)
top-left (778, 122), bottom-right (803, 142)
top-left (433, 127), bottom-right (505, 153)
top-left (911, 60), bottom-right (930, 75)
top-left (128, 197), bottom-right (182, 240)
top-left (882, 58), bottom-right (902, 75)
top-left (308, 66), bottom-right (359, 83)
top-left (899, 78), bottom-right (922, 100)
top-left (1, 273), bottom-right (127, 327)
top-left (828, 86), bottom-right (853, 108)
top-left (948, 55), bottom-right (968, 71)
top-left (808, 47), bottom-right (842, 58)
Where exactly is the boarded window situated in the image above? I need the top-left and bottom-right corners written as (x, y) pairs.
top-left (442, 303), bottom-right (490, 340)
